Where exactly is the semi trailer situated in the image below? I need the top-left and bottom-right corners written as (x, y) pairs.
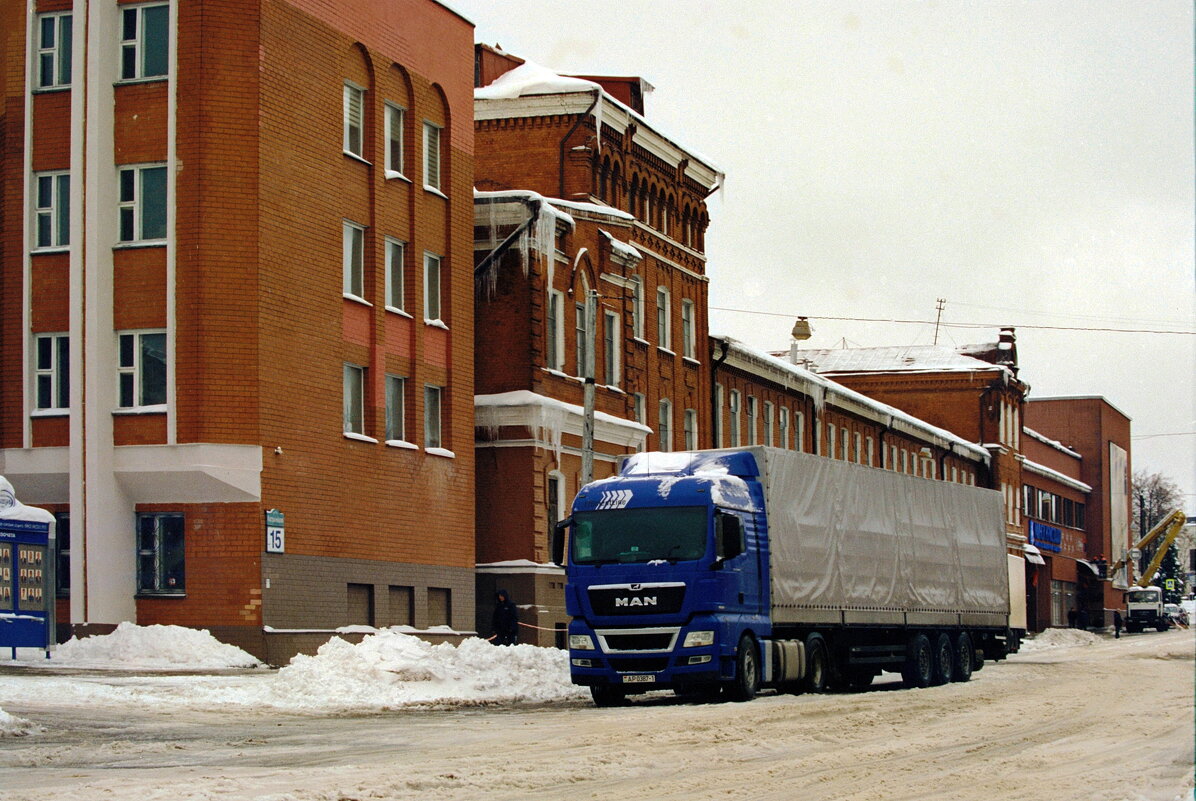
top-left (553, 447), bottom-right (1022, 705)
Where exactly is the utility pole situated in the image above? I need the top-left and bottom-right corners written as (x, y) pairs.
top-left (933, 298), bottom-right (946, 345)
top-left (581, 288), bottom-right (598, 486)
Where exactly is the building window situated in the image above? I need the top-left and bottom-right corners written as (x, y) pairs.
top-left (658, 398), bottom-right (672, 452)
top-left (632, 393), bottom-right (646, 449)
top-left (684, 408), bottom-right (698, 450)
top-left (656, 287), bottom-right (671, 350)
top-left (746, 396), bottom-right (758, 445)
top-left (120, 3), bottom-right (169, 81)
top-left (826, 424), bottom-right (836, 460)
top-left (117, 330), bottom-right (166, 409)
top-left (866, 436), bottom-right (875, 467)
top-left (343, 82), bottom-right (364, 157)
top-left (547, 471), bottom-right (565, 526)
top-left (424, 253), bottom-right (443, 322)
top-left (427, 587), bottom-right (451, 627)
top-left (384, 238), bottom-right (405, 311)
top-left (37, 13), bottom-right (73, 89)
top-left (794, 410), bottom-right (804, 451)
top-left (715, 383), bottom-right (725, 448)
top-left (343, 221), bottom-right (365, 299)
top-left (423, 121), bottom-right (442, 191)
top-left (575, 302), bottom-right (589, 377)
top-left (841, 427), bottom-right (849, 460)
top-left (763, 401), bottom-right (774, 447)
top-left (34, 333), bottom-right (69, 412)
top-left (630, 276), bottom-right (644, 339)
top-left (34, 172), bottom-right (70, 249)
top-left (136, 512), bottom-right (184, 594)
top-left (385, 374), bottom-right (406, 442)
top-left (424, 385), bottom-right (443, 449)
top-left (384, 102), bottom-right (405, 176)
top-left (729, 390), bottom-right (741, 447)
top-left (603, 309), bottom-right (620, 386)
top-left (343, 363), bottom-right (364, 435)
top-left (853, 432), bottom-right (862, 463)
top-left (54, 512), bottom-right (70, 596)
top-left (547, 289), bottom-right (564, 370)
top-left (778, 407), bottom-right (789, 449)
top-left (118, 164), bottom-right (167, 243)
top-left (680, 299), bottom-right (695, 359)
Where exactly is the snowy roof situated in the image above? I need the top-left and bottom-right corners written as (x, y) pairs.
top-left (801, 344), bottom-right (1008, 376)
top-left (1023, 427), bottom-right (1082, 460)
top-left (474, 188), bottom-right (634, 223)
top-left (475, 60), bottom-right (723, 192)
top-left (716, 337), bottom-right (991, 463)
top-left (1022, 459), bottom-right (1092, 494)
top-left (599, 228), bottom-right (642, 262)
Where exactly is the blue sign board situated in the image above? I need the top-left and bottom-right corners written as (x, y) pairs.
top-left (0, 518), bottom-right (55, 658)
top-left (1029, 520), bottom-right (1062, 554)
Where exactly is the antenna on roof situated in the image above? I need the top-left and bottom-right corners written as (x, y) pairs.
top-left (933, 298), bottom-right (946, 345)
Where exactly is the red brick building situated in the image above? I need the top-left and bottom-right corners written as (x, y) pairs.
top-left (1024, 396), bottom-right (1133, 627)
top-left (471, 48), bottom-right (722, 644)
top-left (1, 0), bottom-right (477, 661)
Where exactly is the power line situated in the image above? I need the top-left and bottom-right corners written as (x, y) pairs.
top-left (708, 306), bottom-right (1196, 336)
top-left (1132, 432), bottom-right (1196, 440)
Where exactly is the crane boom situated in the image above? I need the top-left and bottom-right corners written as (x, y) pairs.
top-left (1108, 509), bottom-right (1188, 588)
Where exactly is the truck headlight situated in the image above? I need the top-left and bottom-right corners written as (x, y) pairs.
top-left (569, 634), bottom-right (596, 651)
top-left (683, 630), bottom-right (715, 648)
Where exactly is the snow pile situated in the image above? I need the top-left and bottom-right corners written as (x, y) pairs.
top-left (0, 707), bottom-right (41, 737)
top-left (52, 622), bottom-right (262, 670)
top-left (253, 630), bottom-right (584, 710)
top-left (1019, 628), bottom-right (1101, 652)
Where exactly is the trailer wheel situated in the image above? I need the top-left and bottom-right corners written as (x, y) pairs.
top-left (931, 633), bottom-right (953, 685)
top-left (590, 685), bottom-right (626, 707)
top-left (902, 633), bottom-right (933, 688)
top-left (804, 633), bottom-right (829, 693)
top-left (952, 632), bottom-right (973, 682)
top-left (729, 635), bottom-right (760, 702)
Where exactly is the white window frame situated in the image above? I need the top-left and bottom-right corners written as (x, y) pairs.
top-left (117, 329), bottom-right (167, 410)
top-left (656, 286), bottom-right (671, 351)
top-left (794, 410), bottom-right (804, 451)
top-left (118, 163), bottom-right (167, 244)
top-left (841, 427), bottom-right (849, 460)
top-left (658, 398), bottom-right (672, 452)
top-left (866, 436), bottom-right (875, 467)
top-left (603, 309), bottom-right (621, 386)
top-left (680, 298), bottom-right (695, 359)
top-left (746, 396), bottom-right (758, 446)
top-left (37, 12), bottom-right (73, 89)
top-left (630, 275), bottom-right (644, 339)
top-left (33, 171), bottom-right (70, 250)
top-left (385, 374), bottom-right (406, 443)
top-left (342, 221), bottom-right (365, 300)
top-left (715, 383), bottom-right (725, 448)
top-left (422, 121), bottom-right (442, 192)
top-left (34, 333), bottom-right (69, 413)
top-left (853, 432), bottom-right (862, 463)
top-left (633, 392), bottom-right (646, 443)
top-left (343, 82), bottom-right (365, 158)
top-left (763, 401), bottom-right (774, 447)
top-left (424, 384), bottom-right (443, 449)
top-left (547, 289), bottom-right (564, 370)
top-left (827, 424), bottom-right (836, 459)
top-left (423, 252), bottom-right (443, 323)
top-left (384, 237), bottom-right (406, 312)
top-left (119, 3), bottom-right (169, 82)
top-left (574, 301), bottom-right (588, 378)
top-left (684, 408), bottom-right (698, 451)
top-left (384, 102), bottom-right (406, 177)
top-left (778, 407), bottom-right (789, 450)
top-left (729, 390), bottom-right (741, 447)
top-left (343, 363), bottom-right (365, 435)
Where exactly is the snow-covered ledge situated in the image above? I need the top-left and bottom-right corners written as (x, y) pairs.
top-left (475, 390), bottom-right (651, 453)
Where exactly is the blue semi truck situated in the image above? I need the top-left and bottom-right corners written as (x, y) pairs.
top-left (553, 447), bottom-right (1021, 706)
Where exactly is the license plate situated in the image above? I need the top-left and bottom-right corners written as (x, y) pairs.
top-left (621, 674), bottom-right (656, 684)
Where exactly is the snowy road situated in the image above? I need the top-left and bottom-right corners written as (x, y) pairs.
top-left (1, 627), bottom-right (1193, 801)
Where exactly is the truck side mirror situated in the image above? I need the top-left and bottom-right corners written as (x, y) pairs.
top-left (551, 518), bottom-right (572, 566)
top-left (716, 513), bottom-right (745, 563)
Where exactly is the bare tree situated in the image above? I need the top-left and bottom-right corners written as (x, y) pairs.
top-left (1132, 469), bottom-right (1183, 537)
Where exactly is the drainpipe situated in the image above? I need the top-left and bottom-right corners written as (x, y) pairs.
top-left (559, 89), bottom-right (601, 200)
top-left (710, 337), bottom-right (730, 448)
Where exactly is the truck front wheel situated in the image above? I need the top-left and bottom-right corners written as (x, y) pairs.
top-left (902, 633), bottom-right (933, 688)
top-left (729, 634), bottom-right (760, 702)
top-left (590, 685), bottom-right (626, 707)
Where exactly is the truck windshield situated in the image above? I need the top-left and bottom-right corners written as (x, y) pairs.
top-left (1127, 590), bottom-right (1158, 603)
top-left (572, 506), bottom-right (708, 565)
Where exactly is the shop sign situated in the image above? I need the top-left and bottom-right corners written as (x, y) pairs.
top-left (1029, 520), bottom-right (1062, 553)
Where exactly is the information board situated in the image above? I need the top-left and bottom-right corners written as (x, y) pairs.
top-left (0, 514), bottom-right (56, 657)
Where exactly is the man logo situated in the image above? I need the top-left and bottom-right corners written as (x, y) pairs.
top-left (614, 596), bottom-right (657, 607)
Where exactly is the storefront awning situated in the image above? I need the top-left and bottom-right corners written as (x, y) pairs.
top-left (1023, 543), bottom-right (1046, 565)
top-left (1077, 559), bottom-right (1101, 576)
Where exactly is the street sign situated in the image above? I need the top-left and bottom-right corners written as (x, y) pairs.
top-left (265, 509), bottom-right (285, 553)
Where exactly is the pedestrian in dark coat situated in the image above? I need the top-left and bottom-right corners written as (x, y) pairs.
top-left (1113, 610), bottom-right (1123, 639)
top-left (491, 589), bottom-right (519, 646)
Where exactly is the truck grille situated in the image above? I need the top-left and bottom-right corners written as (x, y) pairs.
top-left (601, 631), bottom-right (675, 651)
top-left (588, 583), bottom-right (686, 615)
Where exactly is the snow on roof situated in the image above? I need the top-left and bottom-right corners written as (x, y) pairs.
top-left (474, 188), bottom-right (634, 223)
top-left (1022, 458), bottom-right (1092, 494)
top-left (802, 344), bottom-right (1006, 376)
top-left (476, 390), bottom-right (651, 460)
top-left (599, 228), bottom-right (642, 262)
top-left (1023, 427), bottom-right (1082, 460)
top-left (717, 337), bottom-right (991, 463)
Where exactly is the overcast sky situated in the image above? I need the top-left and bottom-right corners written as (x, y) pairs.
top-left (455, 0), bottom-right (1196, 508)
